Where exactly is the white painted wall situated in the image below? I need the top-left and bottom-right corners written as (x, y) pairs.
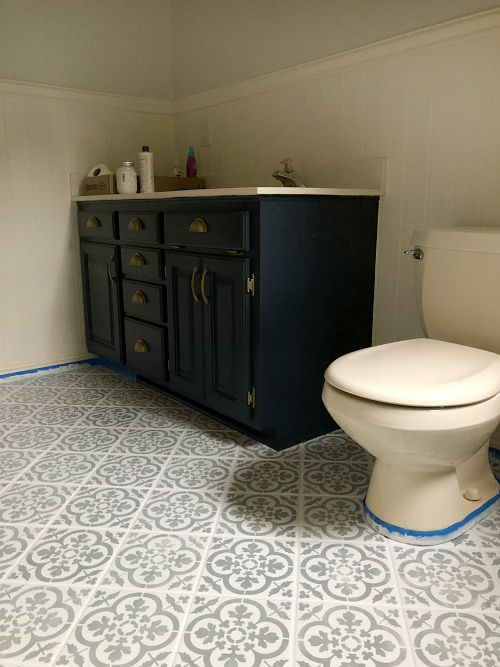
top-left (0, 82), bottom-right (174, 374)
top-left (173, 11), bottom-right (500, 346)
top-left (170, 0), bottom-right (500, 97)
top-left (0, 0), bottom-right (173, 99)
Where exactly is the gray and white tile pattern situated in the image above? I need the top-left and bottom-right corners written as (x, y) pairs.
top-left (0, 362), bottom-right (498, 666)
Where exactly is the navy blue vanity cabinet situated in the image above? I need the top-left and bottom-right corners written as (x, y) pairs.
top-left (80, 242), bottom-right (122, 364)
top-left (77, 194), bottom-right (379, 450)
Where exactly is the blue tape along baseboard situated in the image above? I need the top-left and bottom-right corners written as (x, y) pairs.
top-left (0, 358), bottom-right (136, 382)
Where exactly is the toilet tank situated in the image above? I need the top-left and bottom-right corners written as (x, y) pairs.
top-left (411, 226), bottom-right (500, 354)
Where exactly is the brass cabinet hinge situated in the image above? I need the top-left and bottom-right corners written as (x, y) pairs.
top-left (247, 274), bottom-right (255, 297)
top-left (228, 250), bottom-right (243, 256)
top-left (247, 387), bottom-right (255, 408)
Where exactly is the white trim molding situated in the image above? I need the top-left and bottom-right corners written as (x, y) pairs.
top-left (0, 78), bottom-right (174, 115)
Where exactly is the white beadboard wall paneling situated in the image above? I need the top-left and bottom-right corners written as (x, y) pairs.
top-left (172, 9), bottom-right (500, 346)
top-left (0, 81), bottom-right (174, 374)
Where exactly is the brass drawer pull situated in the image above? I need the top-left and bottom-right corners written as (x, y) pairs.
top-left (191, 266), bottom-right (199, 302)
top-left (131, 291), bottom-right (146, 304)
top-left (86, 217), bottom-right (99, 228)
top-left (107, 255), bottom-right (115, 284)
top-left (134, 339), bottom-right (148, 353)
top-left (127, 217), bottom-right (143, 230)
top-left (201, 268), bottom-right (209, 304)
top-left (130, 253), bottom-right (145, 266)
top-left (189, 217), bottom-right (208, 233)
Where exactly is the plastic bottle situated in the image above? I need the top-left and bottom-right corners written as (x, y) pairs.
top-left (186, 146), bottom-right (197, 178)
top-left (116, 162), bottom-right (137, 195)
top-left (138, 146), bottom-right (154, 193)
top-left (172, 159), bottom-right (182, 177)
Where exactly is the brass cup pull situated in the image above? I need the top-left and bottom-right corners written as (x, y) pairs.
top-left (130, 253), bottom-right (145, 266)
top-left (189, 217), bottom-right (208, 233)
top-left (134, 339), bottom-right (148, 353)
top-left (191, 266), bottom-right (199, 302)
top-left (107, 255), bottom-right (116, 284)
top-left (127, 217), bottom-right (143, 230)
top-left (131, 291), bottom-right (146, 304)
top-left (86, 217), bottom-right (99, 228)
top-left (201, 267), bottom-right (209, 304)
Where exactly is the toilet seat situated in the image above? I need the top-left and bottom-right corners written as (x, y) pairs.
top-left (324, 338), bottom-right (500, 408)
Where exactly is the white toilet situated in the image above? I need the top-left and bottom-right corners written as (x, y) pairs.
top-left (322, 226), bottom-right (500, 544)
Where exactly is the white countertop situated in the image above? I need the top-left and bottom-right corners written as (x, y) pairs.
top-left (72, 186), bottom-right (382, 202)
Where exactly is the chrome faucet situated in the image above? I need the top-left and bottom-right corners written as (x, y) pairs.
top-left (272, 158), bottom-right (306, 187)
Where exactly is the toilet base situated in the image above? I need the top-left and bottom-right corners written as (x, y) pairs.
top-left (362, 442), bottom-right (500, 545)
top-left (363, 491), bottom-right (500, 545)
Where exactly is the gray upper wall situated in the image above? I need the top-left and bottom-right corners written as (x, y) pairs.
top-left (1, 0), bottom-right (500, 100)
top-left (0, 0), bottom-right (173, 99)
top-left (170, 0), bottom-right (500, 98)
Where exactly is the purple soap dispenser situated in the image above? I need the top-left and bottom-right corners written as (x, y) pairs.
top-left (186, 146), bottom-right (197, 178)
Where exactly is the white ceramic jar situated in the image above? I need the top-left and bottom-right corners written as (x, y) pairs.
top-left (116, 162), bottom-right (137, 194)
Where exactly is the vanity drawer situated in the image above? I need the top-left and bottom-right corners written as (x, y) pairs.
top-left (163, 210), bottom-right (250, 250)
top-left (122, 280), bottom-right (166, 323)
top-left (78, 211), bottom-right (115, 239)
top-left (118, 212), bottom-right (161, 243)
top-left (124, 318), bottom-right (167, 385)
top-left (121, 247), bottom-right (162, 280)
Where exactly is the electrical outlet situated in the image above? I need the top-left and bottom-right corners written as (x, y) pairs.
top-left (201, 119), bottom-right (210, 147)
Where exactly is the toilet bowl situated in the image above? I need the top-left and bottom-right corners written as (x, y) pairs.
top-left (323, 338), bottom-right (500, 544)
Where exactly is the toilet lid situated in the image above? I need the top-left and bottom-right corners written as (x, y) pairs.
top-left (324, 338), bottom-right (500, 407)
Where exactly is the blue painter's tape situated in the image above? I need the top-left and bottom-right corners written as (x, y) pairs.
top-left (363, 485), bottom-right (500, 539)
top-left (0, 358), bottom-right (136, 382)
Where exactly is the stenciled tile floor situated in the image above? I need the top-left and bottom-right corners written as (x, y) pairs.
top-left (0, 364), bottom-right (500, 667)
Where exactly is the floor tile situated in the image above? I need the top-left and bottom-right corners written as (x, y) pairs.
top-left (175, 596), bottom-right (292, 667)
top-left (198, 536), bottom-right (297, 598)
top-left (49, 387), bottom-right (109, 406)
top-left (6, 527), bottom-right (125, 586)
top-left (56, 589), bottom-right (188, 667)
top-left (18, 451), bottom-right (102, 485)
top-left (175, 429), bottom-right (243, 457)
top-left (134, 489), bottom-right (223, 534)
top-left (135, 405), bottom-right (195, 429)
top-left (302, 459), bottom-right (370, 496)
top-left (157, 455), bottom-right (234, 492)
top-left (297, 603), bottom-right (411, 667)
top-left (101, 532), bottom-right (208, 592)
top-left (0, 583), bottom-right (92, 666)
top-left (51, 427), bottom-right (124, 454)
top-left (78, 406), bottom-right (143, 428)
top-left (0, 403), bottom-right (37, 425)
top-left (0, 425), bottom-right (68, 450)
top-left (0, 525), bottom-right (45, 579)
top-left (88, 454), bottom-right (167, 488)
top-left (0, 484), bottom-right (77, 525)
top-left (391, 544), bottom-right (500, 611)
top-left (302, 430), bottom-right (371, 465)
top-left (216, 493), bottom-right (300, 539)
top-left (405, 609), bottom-right (500, 667)
top-left (299, 540), bottom-right (398, 606)
top-left (99, 387), bottom-right (158, 407)
top-left (113, 428), bottom-right (181, 456)
top-left (24, 405), bottom-right (89, 427)
top-left (0, 450), bottom-right (42, 481)
top-left (1, 386), bottom-right (61, 405)
top-left (53, 485), bottom-right (148, 530)
top-left (301, 495), bottom-right (385, 542)
top-left (228, 457), bottom-right (301, 495)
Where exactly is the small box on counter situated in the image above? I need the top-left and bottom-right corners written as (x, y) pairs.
top-left (154, 176), bottom-right (204, 191)
top-left (82, 174), bottom-right (117, 195)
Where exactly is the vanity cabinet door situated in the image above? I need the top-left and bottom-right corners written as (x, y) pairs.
top-left (80, 242), bottom-right (122, 364)
top-left (165, 253), bottom-right (204, 401)
top-left (201, 257), bottom-right (252, 421)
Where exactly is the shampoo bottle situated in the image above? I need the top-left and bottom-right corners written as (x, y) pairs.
top-left (138, 146), bottom-right (154, 193)
top-left (186, 146), bottom-right (197, 178)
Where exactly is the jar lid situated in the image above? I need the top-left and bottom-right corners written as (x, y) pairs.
top-left (119, 161), bottom-right (134, 166)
